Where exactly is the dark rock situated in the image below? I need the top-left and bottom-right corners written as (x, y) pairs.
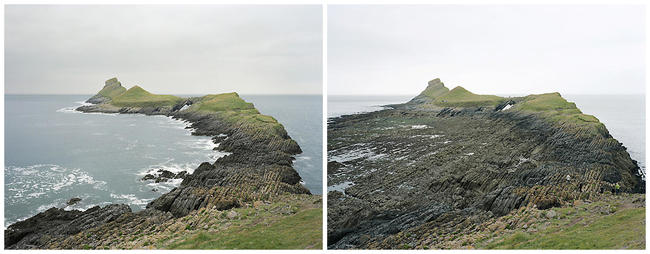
top-left (5, 204), bottom-right (131, 249)
top-left (66, 198), bottom-right (82, 206)
top-left (327, 100), bottom-right (644, 249)
top-left (7, 83), bottom-right (312, 249)
top-left (141, 169), bottom-right (188, 183)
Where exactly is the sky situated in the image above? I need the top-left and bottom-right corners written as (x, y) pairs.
top-left (5, 5), bottom-right (322, 95)
top-left (329, 5), bottom-right (645, 96)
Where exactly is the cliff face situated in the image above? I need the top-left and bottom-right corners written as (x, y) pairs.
top-left (327, 78), bottom-right (644, 249)
top-left (5, 78), bottom-right (316, 249)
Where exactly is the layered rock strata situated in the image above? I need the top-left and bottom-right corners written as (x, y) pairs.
top-left (5, 78), bottom-right (313, 249)
top-left (327, 78), bottom-right (644, 249)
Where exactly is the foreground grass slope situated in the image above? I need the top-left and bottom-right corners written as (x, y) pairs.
top-left (418, 193), bottom-right (644, 249)
top-left (480, 193), bottom-right (645, 249)
top-left (168, 207), bottom-right (322, 249)
top-left (74, 194), bottom-right (322, 250)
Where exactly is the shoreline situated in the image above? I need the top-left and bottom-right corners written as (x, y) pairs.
top-left (327, 79), bottom-right (645, 249)
top-left (5, 88), bottom-right (317, 249)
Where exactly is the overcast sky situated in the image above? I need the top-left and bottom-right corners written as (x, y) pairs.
top-left (329, 5), bottom-right (645, 95)
top-left (5, 5), bottom-right (322, 95)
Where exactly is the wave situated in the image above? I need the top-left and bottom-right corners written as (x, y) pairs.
top-left (109, 193), bottom-right (153, 208)
top-left (56, 101), bottom-right (117, 116)
top-left (5, 164), bottom-right (107, 203)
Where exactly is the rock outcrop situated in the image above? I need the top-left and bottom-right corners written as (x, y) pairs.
top-left (327, 78), bottom-right (645, 249)
top-left (85, 78), bottom-right (127, 104)
top-left (5, 78), bottom-right (314, 249)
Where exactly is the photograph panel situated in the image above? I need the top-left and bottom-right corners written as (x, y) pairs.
top-left (327, 4), bottom-right (645, 250)
top-left (4, 4), bottom-right (323, 250)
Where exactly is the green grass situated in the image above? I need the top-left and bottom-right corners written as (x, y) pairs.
top-left (418, 79), bottom-right (450, 99)
top-left (186, 93), bottom-right (287, 138)
top-left (111, 86), bottom-right (183, 107)
top-left (516, 93), bottom-right (579, 112)
top-left (96, 78), bottom-right (126, 99)
top-left (167, 208), bottom-right (322, 249)
top-left (192, 93), bottom-right (256, 112)
top-left (485, 207), bottom-right (645, 249)
top-left (434, 86), bottom-right (505, 107)
top-left (412, 81), bottom-right (604, 135)
top-left (511, 93), bottom-right (604, 135)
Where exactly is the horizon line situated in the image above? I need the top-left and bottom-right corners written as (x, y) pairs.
top-left (328, 93), bottom-right (647, 96)
top-left (4, 93), bottom-right (324, 96)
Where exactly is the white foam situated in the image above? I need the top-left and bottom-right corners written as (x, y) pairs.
top-left (329, 147), bottom-right (377, 162)
top-left (411, 125), bottom-right (428, 129)
top-left (5, 164), bottom-right (106, 201)
top-left (327, 181), bottom-right (355, 194)
top-left (57, 101), bottom-right (119, 116)
top-left (110, 193), bottom-right (153, 208)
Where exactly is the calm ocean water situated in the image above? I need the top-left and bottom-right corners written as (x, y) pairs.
top-left (328, 94), bottom-right (646, 176)
top-left (4, 94), bottom-right (322, 226)
top-left (327, 95), bottom-right (413, 118)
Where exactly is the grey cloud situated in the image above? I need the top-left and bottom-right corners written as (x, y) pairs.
top-left (328, 5), bottom-right (644, 95)
top-left (5, 5), bottom-right (322, 95)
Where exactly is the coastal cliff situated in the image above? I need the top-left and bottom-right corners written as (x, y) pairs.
top-left (327, 78), bottom-right (645, 249)
top-left (5, 78), bottom-right (321, 249)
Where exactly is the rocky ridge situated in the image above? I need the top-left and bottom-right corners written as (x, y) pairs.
top-left (327, 78), bottom-right (644, 249)
top-left (5, 78), bottom-right (316, 249)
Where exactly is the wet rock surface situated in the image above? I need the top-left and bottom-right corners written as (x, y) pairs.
top-left (6, 88), bottom-right (312, 249)
top-left (141, 169), bottom-right (187, 183)
top-left (66, 198), bottom-right (82, 206)
top-left (5, 204), bottom-right (131, 249)
top-left (327, 105), bottom-right (644, 249)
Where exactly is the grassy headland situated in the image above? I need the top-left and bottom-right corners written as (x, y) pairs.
top-left (411, 78), bottom-right (605, 135)
top-left (111, 86), bottom-right (183, 107)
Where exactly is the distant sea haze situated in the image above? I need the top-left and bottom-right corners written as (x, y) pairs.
top-left (328, 94), bottom-right (646, 176)
top-left (4, 94), bottom-right (322, 227)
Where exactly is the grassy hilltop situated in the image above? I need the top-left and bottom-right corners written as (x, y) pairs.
top-left (111, 86), bottom-right (183, 107)
top-left (410, 78), bottom-right (605, 136)
top-left (85, 78), bottom-right (289, 140)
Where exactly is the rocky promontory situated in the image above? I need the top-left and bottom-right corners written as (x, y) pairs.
top-left (5, 78), bottom-right (320, 249)
top-left (327, 78), bottom-right (645, 249)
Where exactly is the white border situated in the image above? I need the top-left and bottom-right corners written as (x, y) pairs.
top-left (1, 0), bottom-right (649, 253)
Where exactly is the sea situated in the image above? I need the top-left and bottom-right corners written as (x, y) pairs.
top-left (4, 94), bottom-right (322, 227)
top-left (328, 94), bottom-right (646, 177)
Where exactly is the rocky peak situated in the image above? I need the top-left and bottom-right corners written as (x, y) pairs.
top-left (104, 77), bottom-right (122, 88)
top-left (427, 78), bottom-right (443, 86)
top-left (85, 77), bottom-right (127, 104)
top-left (408, 77), bottom-right (450, 104)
